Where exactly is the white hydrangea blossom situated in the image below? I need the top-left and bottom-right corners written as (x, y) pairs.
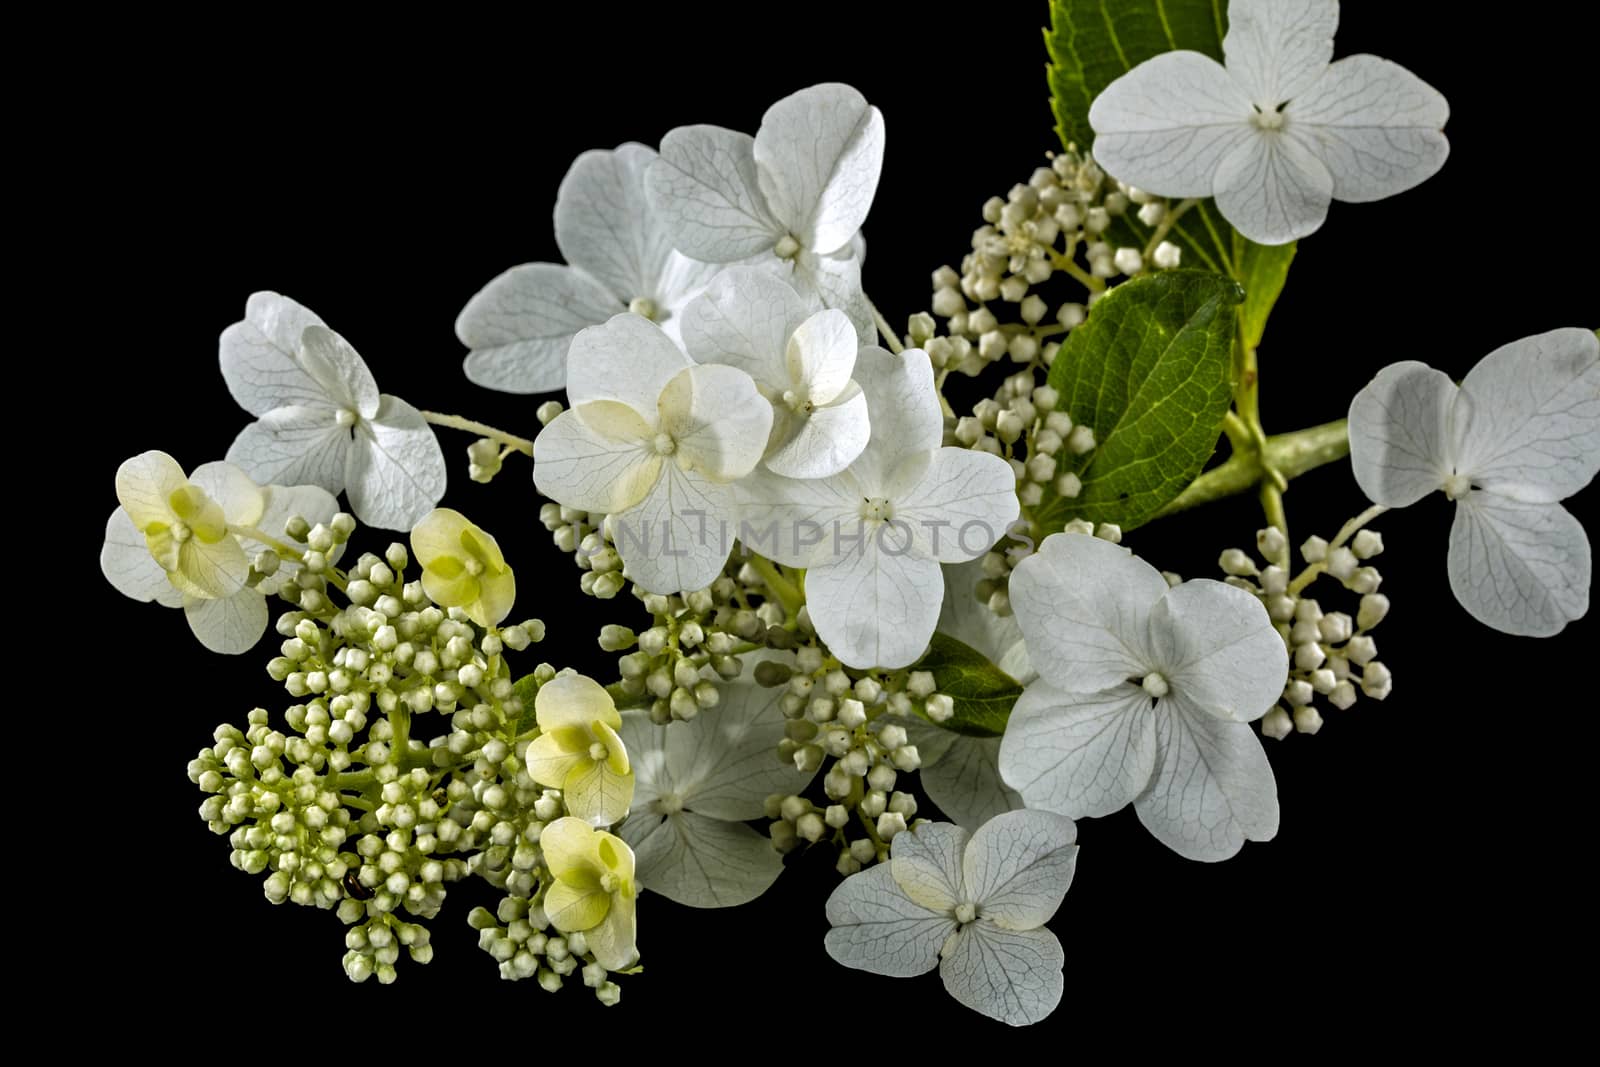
top-left (646, 83), bottom-right (882, 339)
top-left (101, 454), bottom-right (337, 653)
top-left (221, 292), bottom-right (447, 530)
top-left (532, 314), bottom-right (772, 594)
top-left (739, 349), bottom-right (1019, 669)
top-left (999, 533), bottom-right (1287, 862)
top-left (681, 267), bottom-right (870, 479)
top-left (456, 143), bottom-right (719, 394)
top-left (824, 810), bottom-right (1077, 1027)
top-left (1348, 328), bottom-right (1599, 636)
top-left (616, 655), bottom-right (818, 907)
top-left (1089, 0), bottom-right (1449, 244)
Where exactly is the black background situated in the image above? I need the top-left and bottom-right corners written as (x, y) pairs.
top-left (67, 1), bottom-right (1594, 1041)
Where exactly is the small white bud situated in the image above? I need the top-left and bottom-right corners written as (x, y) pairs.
top-left (1067, 425), bottom-right (1096, 454)
top-left (924, 694), bottom-right (954, 723)
top-left (1054, 472), bottom-right (1082, 498)
top-left (1113, 247), bottom-right (1143, 275)
top-left (1152, 241), bottom-right (1182, 270)
top-left (1292, 706), bottom-right (1324, 735)
top-left (1357, 594), bottom-right (1391, 630)
top-left (1351, 530), bottom-right (1384, 558)
top-left (1137, 201), bottom-right (1165, 227)
top-left (1326, 546), bottom-right (1358, 581)
top-left (1301, 536), bottom-right (1328, 563)
top-left (1219, 548), bottom-right (1258, 577)
top-left (1260, 707), bottom-right (1293, 740)
top-left (876, 811), bottom-right (907, 840)
top-left (1318, 612), bottom-right (1353, 644)
top-left (1328, 681), bottom-right (1358, 710)
top-left (1361, 662), bottom-right (1392, 700)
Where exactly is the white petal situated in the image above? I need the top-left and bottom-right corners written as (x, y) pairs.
top-left (1448, 495), bottom-right (1590, 637)
top-left (679, 266), bottom-right (814, 388)
top-left (1289, 55), bottom-right (1449, 202)
top-left (297, 326), bottom-right (380, 419)
top-left (999, 682), bottom-right (1157, 820)
top-left (1007, 533), bottom-right (1166, 693)
top-left (457, 264), bottom-right (621, 395)
top-left (847, 347), bottom-right (943, 496)
top-left (824, 863), bottom-right (954, 978)
top-left (888, 822), bottom-right (969, 914)
top-left (219, 291), bottom-right (329, 416)
top-left (184, 590), bottom-right (270, 654)
top-left (346, 396), bottom-right (448, 530)
top-left (806, 532), bottom-right (943, 669)
top-left (793, 249), bottom-right (875, 343)
top-left (554, 143), bottom-right (670, 303)
top-left (619, 811), bottom-right (783, 909)
top-left (939, 923), bottom-right (1064, 1028)
top-left (654, 252), bottom-right (723, 319)
top-left (1454, 328), bottom-right (1600, 503)
top-left (1135, 702), bottom-right (1279, 862)
top-left (936, 558), bottom-right (1031, 680)
top-left (657, 364), bottom-right (773, 481)
top-left (901, 448), bottom-right (1020, 563)
top-left (188, 461), bottom-right (265, 527)
top-left (611, 465), bottom-right (737, 595)
top-left (1214, 129), bottom-right (1334, 245)
top-left (533, 405), bottom-right (659, 515)
top-left (731, 468), bottom-right (862, 568)
top-left (1222, 0), bottom-right (1339, 106)
top-left (647, 125), bottom-right (782, 262)
top-left (764, 385), bottom-right (870, 480)
top-left (226, 406), bottom-right (352, 493)
top-left (1347, 361), bottom-right (1457, 508)
top-left (101, 509), bottom-right (183, 607)
top-left (1088, 51), bottom-right (1254, 198)
top-left (786, 308), bottom-right (858, 402)
top-left (255, 484), bottom-right (340, 546)
top-left (919, 735), bottom-right (1024, 832)
top-left (566, 313), bottom-right (694, 413)
top-left (114, 449), bottom-right (188, 529)
top-left (963, 808), bottom-right (1077, 931)
top-left (1148, 579), bottom-right (1287, 723)
top-left (753, 83), bottom-right (884, 254)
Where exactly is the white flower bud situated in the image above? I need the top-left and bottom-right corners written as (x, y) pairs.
top-left (849, 839), bottom-right (878, 864)
top-left (1318, 612), bottom-right (1353, 644)
top-left (1283, 679), bottom-right (1314, 706)
top-left (1309, 668), bottom-right (1337, 694)
top-left (1137, 201), bottom-right (1165, 227)
top-left (1350, 567), bottom-right (1383, 594)
top-left (1113, 247), bottom-right (1143, 275)
top-left (1345, 635), bottom-right (1377, 665)
top-left (1328, 681), bottom-right (1358, 710)
top-left (907, 671), bottom-right (937, 699)
top-left (1361, 662), bottom-right (1392, 700)
top-left (1067, 425), bottom-right (1096, 454)
top-left (1260, 707), bottom-right (1293, 740)
top-left (1357, 594), bottom-right (1390, 630)
top-left (1219, 548), bottom-right (1258, 576)
top-left (1085, 206), bottom-right (1110, 234)
top-left (1294, 642), bottom-right (1326, 671)
top-left (876, 811), bottom-right (907, 841)
top-left (1326, 546), bottom-right (1358, 581)
top-left (1301, 536), bottom-right (1328, 563)
top-left (1292, 706), bottom-right (1323, 735)
top-left (1094, 523), bottom-right (1121, 544)
top-left (536, 401), bottom-right (564, 426)
top-left (924, 694), bottom-right (954, 723)
top-left (995, 410), bottom-right (1025, 444)
top-left (1152, 241), bottom-right (1182, 269)
top-left (1351, 530), bottom-right (1384, 558)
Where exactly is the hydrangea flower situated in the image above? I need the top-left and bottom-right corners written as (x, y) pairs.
top-left (824, 810), bottom-right (1077, 1027)
top-left (646, 83), bottom-right (882, 338)
top-left (740, 349), bottom-right (1019, 668)
top-left (616, 655), bottom-right (818, 907)
top-left (102, 452), bottom-right (337, 653)
top-left (532, 314), bottom-right (772, 594)
top-left (409, 508), bottom-right (515, 628)
top-left (221, 292), bottom-right (447, 530)
top-left (999, 533), bottom-right (1287, 862)
top-left (455, 143), bottom-right (719, 394)
top-left (681, 267), bottom-right (869, 479)
top-left (1347, 328), bottom-right (1599, 636)
top-left (525, 674), bottom-right (635, 828)
top-left (539, 816), bottom-right (638, 971)
top-left (1088, 0), bottom-right (1449, 245)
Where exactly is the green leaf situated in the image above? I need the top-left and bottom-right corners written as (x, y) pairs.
top-left (1035, 270), bottom-right (1242, 532)
top-left (1045, 0), bottom-right (1236, 274)
top-left (912, 632), bottom-right (1025, 739)
top-left (1235, 235), bottom-right (1297, 350)
top-left (512, 673), bottom-right (540, 735)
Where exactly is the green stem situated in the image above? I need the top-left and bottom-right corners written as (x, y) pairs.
top-left (421, 412), bottom-right (535, 456)
top-left (1153, 419), bottom-right (1350, 519)
top-left (747, 555), bottom-right (804, 618)
top-left (1287, 503), bottom-right (1387, 596)
top-left (867, 298), bottom-right (904, 355)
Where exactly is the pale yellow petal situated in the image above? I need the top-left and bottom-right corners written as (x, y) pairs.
top-left (189, 461), bottom-right (266, 527)
top-left (539, 816), bottom-right (604, 886)
top-left (525, 735), bottom-right (586, 791)
top-left (410, 507), bottom-right (472, 569)
top-left (584, 889), bottom-right (637, 970)
top-left (544, 879), bottom-right (611, 933)
top-left (563, 759), bottom-right (635, 828)
top-left (471, 568), bottom-right (516, 627)
top-left (115, 450), bottom-right (188, 529)
top-left (172, 534), bottom-right (248, 599)
top-left (593, 719), bottom-right (630, 776)
top-left (596, 830), bottom-right (636, 885)
top-left (535, 673), bottom-right (619, 733)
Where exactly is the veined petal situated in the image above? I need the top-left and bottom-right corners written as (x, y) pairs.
top-left (794, 248), bottom-right (874, 343)
top-left (562, 759), bottom-right (634, 828)
top-left (1088, 51), bottom-right (1254, 198)
top-left (936, 557), bottom-right (1031, 681)
top-left (347, 396), bottom-right (447, 530)
top-left (754, 83), bottom-right (884, 255)
top-left (1289, 55), bottom-right (1449, 203)
top-left (918, 734), bottom-right (1024, 832)
top-left (1454, 328), bottom-right (1600, 503)
top-left (472, 569), bottom-right (516, 628)
top-left (763, 385), bottom-right (870, 480)
top-left (657, 365), bottom-right (773, 481)
top-left (253, 484), bottom-right (339, 554)
top-left (1149, 579), bottom-right (1287, 723)
top-left (847, 347), bottom-right (943, 496)
top-left (1347, 361), bottom-right (1457, 508)
top-left (938, 923), bottom-right (1064, 1028)
top-left (172, 534), bottom-right (249, 600)
top-left (963, 809), bottom-right (1077, 931)
top-left (584, 890), bottom-right (637, 971)
top-left (1448, 495), bottom-right (1590, 637)
top-left (680, 266), bottom-right (814, 388)
top-left (115, 450), bottom-right (187, 529)
top-left (536, 673), bottom-right (620, 733)
top-left (188, 461), bottom-right (265, 527)
top-left (524, 736), bottom-right (585, 791)
top-left (1223, 0), bottom-right (1339, 107)
top-left (731, 468), bottom-right (862, 569)
top-left (1214, 130), bottom-right (1334, 245)
top-left (667, 658), bottom-right (814, 818)
top-left (806, 531), bottom-right (943, 669)
top-left (555, 143), bottom-right (669, 303)
top-left (538, 816), bottom-right (603, 887)
top-left (226, 406), bottom-right (352, 494)
top-left (219, 292), bottom-right (329, 416)
top-left (566, 313), bottom-right (694, 413)
top-left (184, 590), bottom-right (270, 655)
top-left (647, 124), bottom-right (782, 262)
top-left (101, 509), bottom-right (184, 607)
top-left (457, 263), bottom-right (620, 395)
top-left (900, 448), bottom-right (1020, 563)
top-left (889, 822), bottom-right (969, 915)
top-left (621, 811), bottom-right (785, 909)
top-left (533, 406), bottom-right (660, 515)
top-left (824, 863), bottom-right (954, 978)
top-left (611, 465), bottom-right (737, 595)
top-left (999, 682), bottom-right (1158, 820)
top-left (544, 879), bottom-right (611, 933)
top-left (786, 308), bottom-right (858, 402)
top-left (1135, 701), bottom-right (1279, 862)
top-left (1007, 533), bottom-right (1166, 694)
top-left (297, 326), bottom-right (380, 419)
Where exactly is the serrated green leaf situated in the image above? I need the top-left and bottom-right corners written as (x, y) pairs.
top-left (1045, 0), bottom-right (1235, 275)
top-left (512, 673), bottom-right (540, 735)
top-left (912, 632), bottom-right (1024, 739)
top-left (1035, 270), bottom-right (1242, 532)
top-left (1235, 235), bottom-right (1296, 350)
